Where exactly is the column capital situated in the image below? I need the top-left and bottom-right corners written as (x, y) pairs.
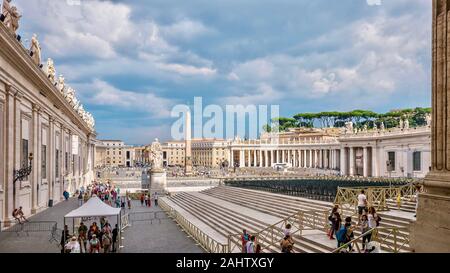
top-left (32, 103), bottom-right (41, 113)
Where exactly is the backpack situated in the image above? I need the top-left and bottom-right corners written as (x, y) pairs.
top-left (103, 235), bottom-right (111, 246)
top-left (376, 215), bottom-right (382, 227)
top-left (336, 226), bottom-right (347, 243)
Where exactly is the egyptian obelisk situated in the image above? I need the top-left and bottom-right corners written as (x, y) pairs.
top-left (410, 0), bottom-right (450, 252)
top-left (185, 109), bottom-right (193, 175)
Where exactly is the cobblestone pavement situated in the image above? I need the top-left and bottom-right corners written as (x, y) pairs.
top-left (0, 198), bottom-right (204, 253)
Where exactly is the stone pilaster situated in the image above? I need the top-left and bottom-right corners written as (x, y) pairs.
top-left (410, 0), bottom-right (450, 253)
top-left (4, 84), bottom-right (15, 223)
top-left (48, 116), bottom-right (55, 203)
top-left (31, 103), bottom-right (40, 213)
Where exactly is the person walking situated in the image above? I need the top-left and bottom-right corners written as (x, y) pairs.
top-left (61, 225), bottom-right (71, 253)
top-left (357, 190), bottom-right (367, 222)
top-left (283, 224), bottom-right (292, 237)
top-left (241, 229), bottom-right (250, 253)
top-left (64, 236), bottom-right (81, 253)
top-left (366, 206), bottom-right (381, 243)
top-left (154, 192), bottom-right (159, 207)
top-left (127, 196), bottom-right (132, 210)
top-left (89, 234), bottom-right (100, 253)
top-left (78, 222), bottom-right (88, 251)
top-left (83, 192), bottom-right (89, 203)
top-left (102, 230), bottom-right (112, 253)
top-left (246, 236), bottom-right (256, 253)
top-left (112, 224), bottom-right (118, 252)
top-left (360, 214), bottom-right (370, 250)
top-left (332, 211), bottom-right (341, 241)
top-left (280, 235), bottom-right (294, 253)
top-left (141, 193), bottom-right (145, 206)
top-left (63, 190), bottom-right (70, 201)
top-left (78, 191), bottom-right (83, 206)
top-left (328, 205), bottom-right (339, 239)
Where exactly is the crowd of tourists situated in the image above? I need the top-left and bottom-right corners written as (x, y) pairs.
top-left (61, 220), bottom-right (119, 254)
top-left (240, 223), bottom-right (294, 254)
top-left (327, 190), bottom-right (382, 253)
top-left (61, 181), bottom-right (133, 254)
top-left (139, 192), bottom-right (159, 207)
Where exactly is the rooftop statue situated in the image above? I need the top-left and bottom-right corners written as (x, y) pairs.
top-left (57, 75), bottom-right (65, 94)
top-left (46, 58), bottom-right (56, 83)
top-left (1, 0), bottom-right (11, 22)
top-left (399, 119), bottom-right (404, 129)
top-left (66, 87), bottom-right (75, 105)
top-left (345, 121), bottom-right (353, 134)
top-left (404, 119), bottom-right (409, 129)
top-left (380, 122), bottom-right (385, 131)
top-left (363, 124), bottom-right (368, 132)
top-left (373, 123), bottom-right (378, 131)
top-left (4, 3), bottom-right (20, 34)
top-left (30, 34), bottom-right (41, 66)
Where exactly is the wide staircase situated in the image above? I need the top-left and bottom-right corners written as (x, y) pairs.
top-left (204, 186), bottom-right (413, 252)
top-left (161, 186), bottom-right (415, 253)
top-left (164, 191), bottom-right (333, 253)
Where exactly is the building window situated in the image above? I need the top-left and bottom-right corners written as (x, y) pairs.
top-left (387, 152), bottom-right (396, 171)
top-left (65, 152), bottom-right (69, 171)
top-left (41, 144), bottom-right (47, 179)
top-left (413, 152), bottom-right (421, 171)
top-left (22, 139), bottom-right (29, 168)
top-left (21, 139), bottom-right (30, 181)
top-left (55, 150), bottom-right (59, 177)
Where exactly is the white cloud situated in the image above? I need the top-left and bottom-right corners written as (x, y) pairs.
top-left (161, 19), bottom-right (214, 41)
top-left (81, 79), bottom-right (175, 119)
top-left (17, 0), bottom-right (217, 78)
top-left (227, 13), bottom-right (429, 102)
top-left (222, 84), bottom-right (284, 106)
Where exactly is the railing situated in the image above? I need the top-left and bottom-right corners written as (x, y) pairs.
top-left (0, 220), bottom-right (58, 237)
top-left (334, 183), bottom-right (419, 212)
top-left (120, 213), bottom-right (130, 231)
top-left (332, 226), bottom-right (411, 253)
top-left (227, 209), bottom-right (329, 253)
top-left (159, 198), bottom-right (228, 253)
top-left (129, 211), bottom-right (168, 224)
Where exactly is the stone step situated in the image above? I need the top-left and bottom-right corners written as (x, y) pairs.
top-left (205, 186), bottom-right (329, 214)
top-left (168, 192), bottom-right (332, 253)
top-left (204, 187), bottom-right (412, 230)
top-left (203, 186), bottom-right (412, 249)
top-left (170, 194), bottom-right (289, 253)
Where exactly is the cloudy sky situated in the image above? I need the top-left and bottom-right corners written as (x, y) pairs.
top-left (13, 0), bottom-right (431, 144)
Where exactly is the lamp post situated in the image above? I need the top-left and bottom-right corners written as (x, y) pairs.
top-left (13, 153), bottom-right (34, 206)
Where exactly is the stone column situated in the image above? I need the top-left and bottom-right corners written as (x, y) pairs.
top-left (304, 150), bottom-right (307, 168)
top-left (340, 149), bottom-right (347, 175)
top-left (239, 150), bottom-right (244, 168)
top-left (247, 150), bottom-right (251, 167)
top-left (349, 147), bottom-right (355, 176)
top-left (265, 150), bottom-right (268, 167)
top-left (309, 150), bottom-right (313, 168)
top-left (363, 147), bottom-right (369, 177)
top-left (259, 149), bottom-right (262, 168)
top-left (372, 146), bottom-right (379, 177)
top-left (31, 104), bottom-right (40, 214)
top-left (292, 150), bottom-right (296, 167)
top-left (411, 0), bottom-right (450, 252)
top-left (230, 149), bottom-right (234, 167)
top-left (4, 85), bottom-right (16, 223)
top-left (48, 116), bottom-right (55, 203)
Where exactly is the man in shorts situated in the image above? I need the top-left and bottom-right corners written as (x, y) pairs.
top-left (357, 190), bottom-right (367, 222)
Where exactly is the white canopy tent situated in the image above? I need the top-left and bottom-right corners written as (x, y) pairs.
top-left (64, 195), bottom-right (123, 252)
